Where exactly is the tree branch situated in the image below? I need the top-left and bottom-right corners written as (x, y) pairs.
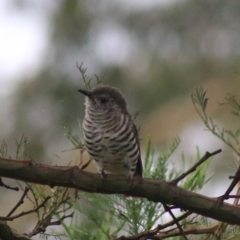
top-left (115, 211), bottom-right (192, 240)
top-left (0, 156), bottom-right (240, 225)
top-left (162, 204), bottom-right (188, 240)
top-left (171, 149), bottom-right (221, 185)
top-left (152, 223), bottom-right (219, 239)
top-left (27, 212), bottom-right (74, 237)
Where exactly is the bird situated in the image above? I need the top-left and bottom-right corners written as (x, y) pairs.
top-left (78, 84), bottom-right (143, 179)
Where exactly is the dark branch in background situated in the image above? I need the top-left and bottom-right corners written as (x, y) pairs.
top-left (162, 204), bottom-right (188, 240)
top-left (27, 212), bottom-right (74, 237)
top-left (115, 211), bottom-right (192, 240)
top-left (7, 187), bottom-right (29, 217)
top-left (0, 196), bottom-right (51, 221)
top-left (171, 149), bottom-right (221, 185)
top-left (117, 216), bottom-right (220, 240)
top-left (47, 212), bottom-right (74, 226)
top-left (0, 177), bottom-right (19, 191)
top-left (214, 159), bottom-right (240, 239)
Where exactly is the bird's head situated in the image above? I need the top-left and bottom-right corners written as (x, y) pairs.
top-left (78, 85), bottom-right (127, 113)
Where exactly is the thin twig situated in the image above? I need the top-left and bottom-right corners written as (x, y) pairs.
top-left (0, 196), bottom-right (51, 221)
top-left (7, 187), bottom-right (29, 217)
top-left (154, 223), bottom-right (219, 239)
top-left (213, 159), bottom-right (240, 239)
top-left (48, 212), bottom-right (74, 226)
top-left (115, 211), bottom-right (192, 240)
top-left (0, 177), bottom-right (19, 191)
top-left (76, 62), bottom-right (92, 90)
top-left (171, 149), bottom-right (221, 185)
top-left (163, 204), bottom-right (188, 240)
top-left (27, 212), bottom-right (74, 237)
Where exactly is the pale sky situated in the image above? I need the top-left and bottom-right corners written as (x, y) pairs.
top-left (0, 0), bottom-right (177, 96)
top-left (0, 1), bottom-right (50, 95)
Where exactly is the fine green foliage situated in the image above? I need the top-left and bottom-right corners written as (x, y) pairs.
top-left (191, 86), bottom-right (240, 240)
top-left (76, 62), bottom-right (103, 90)
top-left (219, 94), bottom-right (240, 119)
top-left (191, 86), bottom-right (240, 155)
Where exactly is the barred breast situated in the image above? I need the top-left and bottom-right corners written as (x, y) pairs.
top-left (82, 110), bottom-right (142, 177)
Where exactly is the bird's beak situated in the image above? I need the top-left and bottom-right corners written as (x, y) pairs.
top-left (78, 89), bottom-right (92, 97)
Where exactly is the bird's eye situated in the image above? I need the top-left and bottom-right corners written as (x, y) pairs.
top-left (100, 97), bottom-right (107, 104)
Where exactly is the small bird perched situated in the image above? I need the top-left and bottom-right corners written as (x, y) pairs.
top-left (78, 84), bottom-right (143, 179)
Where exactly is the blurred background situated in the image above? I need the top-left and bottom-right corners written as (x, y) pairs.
top-left (1, 0), bottom-right (240, 236)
